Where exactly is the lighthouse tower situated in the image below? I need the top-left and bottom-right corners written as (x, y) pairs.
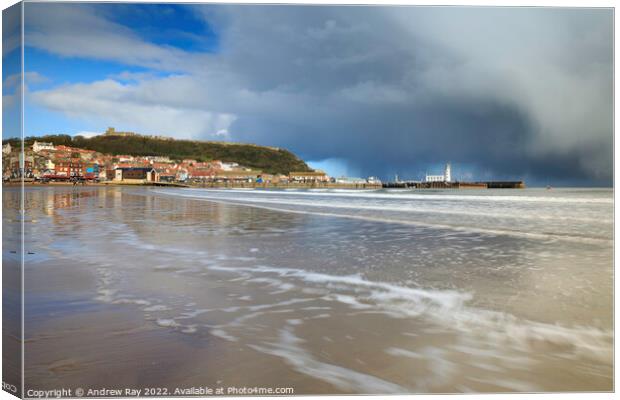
top-left (444, 163), bottom-right (451, 182)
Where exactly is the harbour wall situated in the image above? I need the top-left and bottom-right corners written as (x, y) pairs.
top-left (382, 181), bottom-right (525, 189)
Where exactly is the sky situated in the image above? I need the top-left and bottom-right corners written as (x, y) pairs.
top-left (1, 3), bottom-right (613, 186)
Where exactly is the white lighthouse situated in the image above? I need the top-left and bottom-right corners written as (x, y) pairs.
top-left (424, 163), bottom-right (452, 183)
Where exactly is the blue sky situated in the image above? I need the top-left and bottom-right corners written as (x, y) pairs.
top-left (18, 3), bottom-right (218, 137)
top-left (2, 3), bottom-right (613, 185)
top-left (104, 4), bottom-right (219, 52)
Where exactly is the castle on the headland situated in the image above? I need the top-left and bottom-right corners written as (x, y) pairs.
top-left (425, 163), bottom-right (451, 183)
top-left (104, 127), bottom-right (137, 137)
top-left (104, 127), bottom-right (173, 141)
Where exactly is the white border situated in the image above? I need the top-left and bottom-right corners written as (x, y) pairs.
top-left (0, 1), bottom-right (616, 400)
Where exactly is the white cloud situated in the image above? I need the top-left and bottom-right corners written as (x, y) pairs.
top-left (4, 71), bottom-right (47, 91)
top-left (74, 131), bottom-right (102, 138)
top-left (30, 79), bottom-right (237, 139)
top-left (107, 71), bottom-right (159, 82)
top-left (24, 3), bottom-right (210, 73)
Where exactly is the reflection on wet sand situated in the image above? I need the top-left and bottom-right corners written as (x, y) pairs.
top-left (3, 187), bottom-right (23, 396)
top-left (19, 186), bottom-right (612, 394)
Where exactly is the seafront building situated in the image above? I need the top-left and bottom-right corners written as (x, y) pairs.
top-left (425, 163), bottom-right (451, 183)
top-left (114, 167), bottom-right (159, 182)
top-left (289, 171), bottom-right (329, 183)
top-left (335, 176), bottom-right (367, 184)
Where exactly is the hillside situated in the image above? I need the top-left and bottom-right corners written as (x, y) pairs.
top-left (5, 134), bottom-right (312, 175)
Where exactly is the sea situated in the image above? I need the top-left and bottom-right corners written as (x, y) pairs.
top-left (6, 186), bottom-right (613, 394)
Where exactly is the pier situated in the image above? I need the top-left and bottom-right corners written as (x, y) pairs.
top-left (382, 181), bottom-right (525, 189)
top-left (383, 163), bottom-right (525, 189)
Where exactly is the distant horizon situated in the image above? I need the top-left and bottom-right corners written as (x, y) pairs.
top-left (3, 132), bottom-right (613, 188)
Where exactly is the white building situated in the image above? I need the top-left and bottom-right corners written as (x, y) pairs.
top-left (147, 156), bottom-right (171, 163)
top-left (2, 143), bottom-right (11, 155)
top-left (221, 162), bottom-right (239, 171)
top-left (45, 159), bottom-right (55, 172)
top-left (32, 141), bottom-right (56, 153)
top-left (425, 174), bottom-right (444, 182)
top-left (176, 169), bottom-right (188, 182)
top-left (335, 176), bottom-right (366, 184)
top-left (425, 163), bottom-right (452, 183)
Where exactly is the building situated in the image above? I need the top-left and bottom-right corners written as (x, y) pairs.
top-left (45, 159), bottom-right (55, 172)
top-left (32, 141), bottom-right (56, 153)
top-left (289, 171), bottom-right (330, 183)
top-left (188, 169), bottom-right (215, 181)
top-left (2, 143), bottom-right (11, 155)
top-left (105, 127), bottom-right (137, 137)
top-left (220, 162), bottom-right (239, 171)
top-left (158, 173), bottom-right (176, 182)
top-left (117, 155), bottom-right (135, 163)
top-left (104, 169), bottom-right (116, 181)
top-left (19, 154), bottom-right (34, 177)
top-left (114, 167), bottom-right (159, 182)
top-left (83, 163), bottom-right (100, 178)
top-left (77, 149), bottom-right (96, 161)
top-left (213, 170), bottom-right (261, 183)
top-left (187, 169), bottom-right (262, 183)
top-left (147, 156), bottom-right (172, 163)
top-left (335, 176), bottom-right (367, 184)
top-left (424, 174), bottom-right (444, 182)
top-left (54, 159), bottom-right (83, 177)
top-left (425, 163), bottom-right (451, 183)
top-left (176, 168), bottom-right (189, 182)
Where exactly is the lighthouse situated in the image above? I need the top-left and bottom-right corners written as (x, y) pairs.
top-left (424, 162), bottom-right (453, 183)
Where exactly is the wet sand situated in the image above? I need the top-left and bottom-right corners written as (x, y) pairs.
top-left (3, 186), bottom-right (23, 396)
top-left (10, 186), bottom-right (613, 395)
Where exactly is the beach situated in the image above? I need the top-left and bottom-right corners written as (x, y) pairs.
top-left (9, 185), bottom-right (613, 394)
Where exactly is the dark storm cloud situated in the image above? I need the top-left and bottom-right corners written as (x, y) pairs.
top-left (194, 5), bottom-right (613, 185)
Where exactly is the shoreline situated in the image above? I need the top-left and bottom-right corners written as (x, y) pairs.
top-left (3, 182), bottom-right (612, 190)
top-left (5, 181), bottom-right (382, 189)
